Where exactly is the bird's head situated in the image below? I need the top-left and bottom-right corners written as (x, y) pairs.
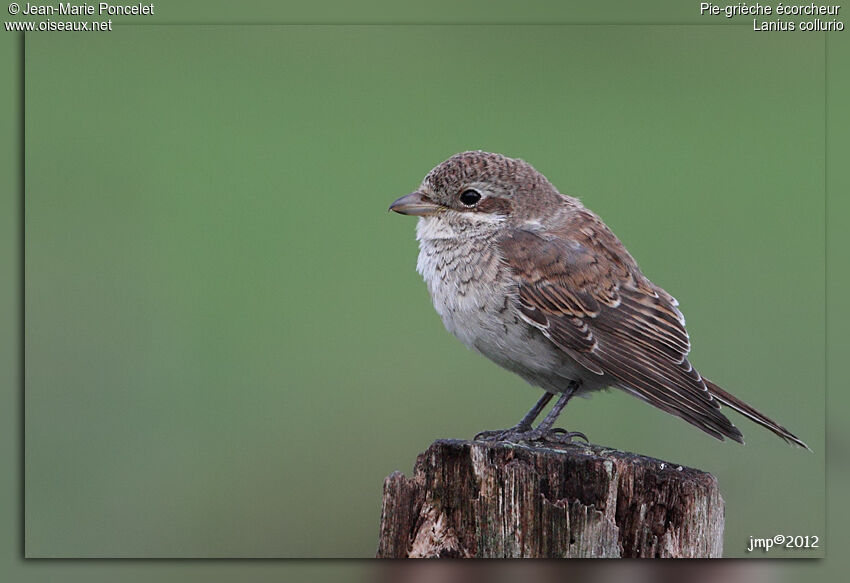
top-left (388, 151), bottom-right (566, 238)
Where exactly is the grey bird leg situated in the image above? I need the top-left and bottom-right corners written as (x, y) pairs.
top-left (474, 381), bottom-right (589, 443)
top-left (529, 383), bottom-right (589, 443)
top-left (474, 392), bottom-right (553, 441)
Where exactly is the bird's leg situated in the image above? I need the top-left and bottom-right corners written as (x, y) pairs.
top-left (481, 381), bottom-right (589, 444)
top-left (526, 383), bottom-right (589, 443)
top-left (474, 381), bottom-right (590, 444)
top-left (474, 392), bottom-right (553, 441)
top-left (514, 391), bottom-right (555, 430)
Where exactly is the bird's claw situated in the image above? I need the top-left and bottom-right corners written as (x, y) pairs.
top-left (474, 426), bottom-right (589, 445)
top-left (548, 428), bottom-right (590, 443)
top-left (474, 426), bottom-right (531, 442)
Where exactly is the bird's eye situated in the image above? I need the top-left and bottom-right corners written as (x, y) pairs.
top-left (458, 189), bottom-right (482, 206)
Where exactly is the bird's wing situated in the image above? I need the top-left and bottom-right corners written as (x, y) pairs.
top-left (498, 216), bottom-right (744, 443)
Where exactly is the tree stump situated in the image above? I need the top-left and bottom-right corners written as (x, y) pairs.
top-left (376, 439), bottom-right (723, 558)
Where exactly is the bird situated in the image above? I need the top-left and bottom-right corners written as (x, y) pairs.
top-left (389, 150), bottom-right (808, 449)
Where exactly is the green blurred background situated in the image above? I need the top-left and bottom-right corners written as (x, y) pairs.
top-left (23, 25), bottom-right (824, 558)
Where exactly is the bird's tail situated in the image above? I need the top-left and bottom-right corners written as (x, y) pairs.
top-left (703, 378), bottom-right (810, 451)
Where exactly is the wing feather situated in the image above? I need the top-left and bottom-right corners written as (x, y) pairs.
top-left (499, 220), bottom-right (744, 443)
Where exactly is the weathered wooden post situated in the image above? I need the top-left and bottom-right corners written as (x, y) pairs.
top-left (377, 439), bottom-right (723, 558)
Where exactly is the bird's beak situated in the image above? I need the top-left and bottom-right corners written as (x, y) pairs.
top-left (388, 191), bottom-right (442, 216)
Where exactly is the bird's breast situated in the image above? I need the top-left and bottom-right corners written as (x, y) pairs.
top-left (414, 235), bottom-right (597, 392)
top-left (415, 237), bottom-right (516, 345)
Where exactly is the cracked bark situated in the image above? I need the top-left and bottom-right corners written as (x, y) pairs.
top-left (376, 439), bottom-right (723, 558)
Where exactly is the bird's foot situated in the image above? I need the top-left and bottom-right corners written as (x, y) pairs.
top-left (545, 428), bottom-right (590, 444)
top-left (474, 426), bottom-right (589, 445)
top-left (474, 425), bottom-right (532, 442)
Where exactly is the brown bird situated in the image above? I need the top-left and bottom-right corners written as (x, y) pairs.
top-left (389, 151), bottom-right (808, 449)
